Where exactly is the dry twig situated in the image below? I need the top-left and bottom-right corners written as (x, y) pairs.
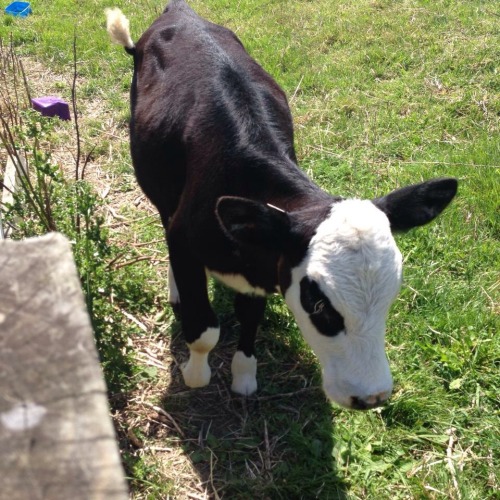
top-left (446, 427), bottom-right (462, 500)
top-left (141, 401), bottom-right (185, 437)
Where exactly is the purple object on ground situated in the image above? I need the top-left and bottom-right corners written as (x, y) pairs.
top-left (31, 96), bottom-right (71, 121)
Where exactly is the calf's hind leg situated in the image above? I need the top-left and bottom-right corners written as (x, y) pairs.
top-left (231, 294), bottom-right (266, 395)
top-left (167, 261), bottom-right (180, 314)
top-left (162, 219), bottom-right (180, 314)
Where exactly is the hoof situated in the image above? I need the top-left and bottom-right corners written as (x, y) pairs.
top-left (231, 351), bottom-right (257, 396)
top-left (180, 327), bottom-right (219, 388)
top-left (181, 355), bottom-right (211, 388)
top-left (231, 374), bottom-right (258, 396)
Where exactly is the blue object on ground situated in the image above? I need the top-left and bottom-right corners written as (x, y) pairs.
top-left (5, 2), bottom-right (32, 17)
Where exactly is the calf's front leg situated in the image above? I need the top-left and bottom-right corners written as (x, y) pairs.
top-left (167, 232), bottom-right (219, 388)
top-left (183, 325), bottom-right (219, 388)
top-left (232, 293), bottom-right (266, 395)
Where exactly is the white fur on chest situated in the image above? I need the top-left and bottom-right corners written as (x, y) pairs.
top-left (207, 269), bottom-right (268, 296)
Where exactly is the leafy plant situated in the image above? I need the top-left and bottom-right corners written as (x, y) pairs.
top-left (0, 42), bottom-right (136, 392)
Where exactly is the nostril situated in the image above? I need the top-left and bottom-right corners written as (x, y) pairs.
top-left (351, 391), bottom-right (391, 410)
top-left (350, 396), bottom-right (369, 410)
top-left (365, 390), bottom-right (391, 406)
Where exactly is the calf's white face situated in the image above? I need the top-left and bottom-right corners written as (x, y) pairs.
top-left (216, 178), bottom-right (457, 409)
top-left (284, 200), bottom-right (402, 409)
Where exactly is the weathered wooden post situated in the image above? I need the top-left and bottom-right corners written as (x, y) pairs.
top-left (0, 233), bottom-right (128, 499)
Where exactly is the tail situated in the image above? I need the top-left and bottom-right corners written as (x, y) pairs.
top-left (105, 7), bottom-right (135, 54)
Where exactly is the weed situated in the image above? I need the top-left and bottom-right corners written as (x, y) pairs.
top-left (0, 42), bottom-right (138, 392)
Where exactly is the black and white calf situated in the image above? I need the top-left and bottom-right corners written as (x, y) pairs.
top-left (106, 1), bottom-right (457, 410)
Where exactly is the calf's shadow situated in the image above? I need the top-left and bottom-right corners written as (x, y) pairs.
top-left (160, 282), bottom-right (348, 499)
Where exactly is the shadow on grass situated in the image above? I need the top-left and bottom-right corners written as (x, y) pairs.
top-left (160, 283), bottom-right (348, 499)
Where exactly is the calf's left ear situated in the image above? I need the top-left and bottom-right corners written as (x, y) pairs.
top-left (372, 178), bottom-right (458, 232)
top-left (216, 196), bottom-right (291, 251)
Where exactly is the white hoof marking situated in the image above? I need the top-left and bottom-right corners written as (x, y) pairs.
top-left (181, 352), bottom-right (211, 388)
top-left (231, 351), bottom-right (257, 396)
top-left (181, 327), bottom-right (219, 389)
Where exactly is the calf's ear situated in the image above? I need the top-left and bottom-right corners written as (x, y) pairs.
top-left (216, 196), bottom-right (291, 251)
top-left (372, 178), bottom-right (458, 232)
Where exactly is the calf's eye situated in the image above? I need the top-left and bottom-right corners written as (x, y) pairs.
top-left (300, 277), bottom-right (345, 337)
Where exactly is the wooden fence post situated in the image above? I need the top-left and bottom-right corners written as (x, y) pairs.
top-left (0, 233), bottom-right (128, 499)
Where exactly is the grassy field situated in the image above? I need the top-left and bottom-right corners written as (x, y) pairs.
top-left (1, 0), bottom-right (498, 498)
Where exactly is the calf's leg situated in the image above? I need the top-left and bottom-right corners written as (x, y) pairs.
top-left (167, 261), bottom-right (180, 314)
top-left (167, 228), bottom-right (219, 388)
top-left (231, 294), bottom-right (266, 395)
top-left (162, 220), bottom-right (181, 314)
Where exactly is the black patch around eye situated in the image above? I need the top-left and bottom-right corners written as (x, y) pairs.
top-left (300, 277), bottom-right (345, 337)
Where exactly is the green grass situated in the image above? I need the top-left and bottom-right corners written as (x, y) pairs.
top-left (1, 0), bottom-right (498, 498)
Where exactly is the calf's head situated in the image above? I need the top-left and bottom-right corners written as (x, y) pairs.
top-left (217, 178), bottom-right (457, 409)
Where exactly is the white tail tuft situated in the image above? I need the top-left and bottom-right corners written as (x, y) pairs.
top-left (105, 7), bottom-right (134, 49)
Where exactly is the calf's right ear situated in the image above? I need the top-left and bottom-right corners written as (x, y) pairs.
top-left (372, 178), bottom-right (458, 232)
top-left (216, 196), bottom-right (291, 252)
